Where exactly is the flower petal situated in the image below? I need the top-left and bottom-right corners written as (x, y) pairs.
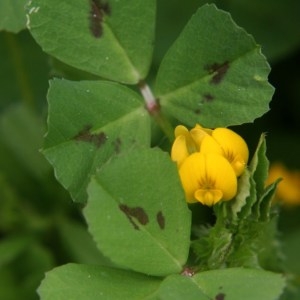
top-left (171, 135), bottom-right (190, 167)
top-left (212, 128), bottom-right (249, 176)
top-left (174, 125), bottom-right (189, 137)
top-left (194, 189), bottom-right (223, 206)
top-left (179, 152), bottom-right (237, 205)
top-left (201, 127), bottom-right (249, 176)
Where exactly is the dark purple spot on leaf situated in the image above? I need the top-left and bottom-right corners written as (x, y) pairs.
top-left (89, 0), bottom-right (111, 38)
top-left (215, 293), bottom-right (226, 300)
top-left (113, 137), bottom-right (122, 153)
top-left (101, 2), bottom-right (111, 15)
top-left (156, 211), bottom-right (165, 230)
top-left (74, 125), bottom-right (107, 148)
top-left (206, 61), bottom-right (229, 84)
top-left (119, 204), bottom-right (149, 230)
top-left (202, 93), bottom-right (214, 102)
top-left (194, 108), bottom-right (201, 115)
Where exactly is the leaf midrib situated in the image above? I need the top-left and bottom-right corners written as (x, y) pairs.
top-left (94, 177), bottom-right (184, 272)
top-left (44, 106), bottom-right (146, 151)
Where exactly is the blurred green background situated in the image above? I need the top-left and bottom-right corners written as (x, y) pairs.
top-left (1, 0), bottom-right (300, 299)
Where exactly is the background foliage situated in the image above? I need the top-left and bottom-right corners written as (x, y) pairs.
top-left (1, 0), bottom-right (300, 299)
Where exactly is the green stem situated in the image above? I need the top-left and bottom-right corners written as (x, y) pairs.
top-left (4, 32), bottom-right (35, 110)
top-left (138, 80), bottom-right (174, 141)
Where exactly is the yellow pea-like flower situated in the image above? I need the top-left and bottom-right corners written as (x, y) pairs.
top-left (171, 124), bottom-right (210, 167)
top-left (179, 152), bottom-right (237, 206)
top-left (171, 124), bottom-right (248, 177)
top-left (201, 128), bottom-right (249, 176)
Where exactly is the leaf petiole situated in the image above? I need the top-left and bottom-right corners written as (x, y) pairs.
top-left (139, 80), bottom-right (174, 141)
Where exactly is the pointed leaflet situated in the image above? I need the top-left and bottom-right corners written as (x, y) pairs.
top-left (27, 0), bottom-right (156, 84)
top-left (43, 79), bottom-right (150, 203)
top-left (84, 148), bottom-right (191, 276)
top-left (155, 4), bottom-right (274, 127)
top-left (158, 268), bottom-right (285, 300)
top-left (38, 263), bottom-right (161, 300)
top-left (229, 168), bottom-right (252, 220)
top-left (249, 134), bottom-right (269, 197)
top-left (249, 134), bottom-right (270, 219)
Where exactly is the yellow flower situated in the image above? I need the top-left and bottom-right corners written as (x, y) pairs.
top-left (171, 124), bottom-right (248, 176)
top-left (179, 152), bottom-right (237, 206)
top-left (171, 124), bottom-right (212, 167)
top-left (201, 128), bottom-right (249, 176)
top-left (266, 163), bottom-right (300, 206)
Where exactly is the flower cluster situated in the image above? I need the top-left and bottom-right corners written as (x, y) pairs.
top-left (171, 124), bottom-right (249, 206)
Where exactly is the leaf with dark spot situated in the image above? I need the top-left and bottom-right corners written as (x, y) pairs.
top-left (215, 293), bottom-right (226, 300)
top-left (156, 211), bottom-right (165, 230)
top-left (74, 125), bottom-right (107, 148)
top-left (119, 204), bottom-right (149, 230)
top-left (202, 93), bottom-right (214, 102)
top-left (101, 2), bottom-right (111, 15)
top-left (89, 0), bottom-right (111, 38)
top-left (194, 108), bottom-right (201, 115)
top-left (113, 137), bottom-right (122, 153)
top-left (206, 61), bottom-right (229, 84)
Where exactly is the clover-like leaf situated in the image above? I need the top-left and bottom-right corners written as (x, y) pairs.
top-left (27, 0), bottom-right (156, 84)
top-left (38, 263), bottom-right (161, 300)
top-left (84, 147), bottom-right (191, 276)
top-left (155, 4), bottom-right (274, 127)
top-left (43, 79), bottom-right (150, 203)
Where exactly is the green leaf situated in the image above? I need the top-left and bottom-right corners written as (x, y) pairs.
top-left (229, 168), bottom-right (252, 220)
top-left (249, 134), bottom-right (269, 197)
top-left (27, 0), bottom-right (156, 84)
top-left (158, 268), bottom-right (286, 300)
top-left (258, 179), bottom-right (281, 221)
top-left (0, 0), bottom-right (27, 33)
top-left (84, 147), bottom-right (191, 276)
top-left (236, 175), bottom-right (257, 220)
top-left (43, 79), bottom-right (150, 203)
top-left (38, 263), bottom-right (161, 300)
top-left (155, 3), bottom-right (274, 127)
top-left (159, 275), bottom-right (209, 300)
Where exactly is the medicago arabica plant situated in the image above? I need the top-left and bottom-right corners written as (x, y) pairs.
top-left (26, 1), bottom-right (286, 299)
